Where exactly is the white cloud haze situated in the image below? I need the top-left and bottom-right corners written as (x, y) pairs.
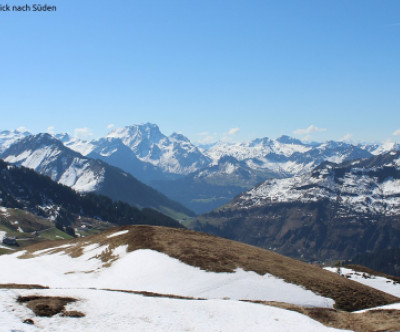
top-left (16, 126), bottom-right (28, 133)
top-left (197, 131), bottom-right (216, 144)
top-left (74, 127), bottom-right (93, 140)
top-left (47, 126), bottom-right (55, 135)
top-left (228, 128), bottom-right (240, 136)
top-left (293, 125), bottom-right (326, 135)
top-left (339, 133), bottom-right (352, 142)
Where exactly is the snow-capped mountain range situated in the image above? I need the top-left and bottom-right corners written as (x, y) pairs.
top-left (1, 123), bottom-right (399, 213)
top-left (57, 123), bottom-right (211, 179)
top-left (206, 137), bottom-right (374, 176)
top-left (234, 150), bottom-right (400, 216)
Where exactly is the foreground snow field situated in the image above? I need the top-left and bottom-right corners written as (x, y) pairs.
top-left (0, 246), bottom-right (334, 307)
top-left (1, 226), bottom-right (399, 331)
top-left (0, 288), bottom-right (349, 332)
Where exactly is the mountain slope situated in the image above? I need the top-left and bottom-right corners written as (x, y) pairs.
top-left (87, 137), bottom-right (165, 183)
top-left (1, 134), bottom-right (194, 219)
top-left (192, 151), bottom-right (400, 261)
top-left (0, 159), bottom-right (183, 234)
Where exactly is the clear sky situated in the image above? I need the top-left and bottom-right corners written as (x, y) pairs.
top-left (0, 0), bottom-right (399, 144)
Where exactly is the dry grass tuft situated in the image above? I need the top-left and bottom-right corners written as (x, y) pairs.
top-left (60, 310), bottom-right (85, 318)
top-left (101, 288), bottom-right (205, 300)
top-left (0, 283), bottom-right (49, 289)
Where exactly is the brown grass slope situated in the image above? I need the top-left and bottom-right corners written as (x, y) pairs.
top-left (19, 225), bottom-right (399, 312)
top-left (249, 301), bottom-right (400, 332)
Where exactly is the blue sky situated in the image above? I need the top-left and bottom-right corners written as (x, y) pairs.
top-left (0, 0), bottom-right (399, 144)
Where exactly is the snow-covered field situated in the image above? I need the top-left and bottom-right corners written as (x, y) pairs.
top-left (0, 288), bottom-right (348, 332)
top-left (0, 237), bottom-right (354, 331)
top-left (1, 228), bottom-right (399, 331)
top-left (325, 267), bottom-right (400, 298)
top-left (0, 244), bottom-right (334, 307)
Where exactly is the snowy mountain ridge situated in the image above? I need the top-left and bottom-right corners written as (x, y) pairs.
top-left (0, 134), bottom-right (194, 218)
top-left (2, 125), bottom-right (399, 181)
top-left (2, 133), bottom-right (104, 193)
top-left (233, 151), bottom-right (400, 216)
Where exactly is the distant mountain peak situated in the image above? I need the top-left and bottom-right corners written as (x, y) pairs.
top-left (276, 135), bottom-right (304, 145)
top-left (249, 137), bottom-right (273, 146)
top-left (0, 129), bottom-right (31, 153)
top-left (107, 123), bottom-right (165, 147)
top-left (23, 132), bottom-right (67, 149)
top-left (170, 132), bottom-right (190, 142)
top-left (54, 132), bottom-right (73, 143)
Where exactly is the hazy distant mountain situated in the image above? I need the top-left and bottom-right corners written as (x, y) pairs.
top-left (359, 141), bottom-right (400, 156)
top-left (151, 155), bottom-right (282, 214)
top-left (205, 137), bottom-right (372, 176)
top-left (87, 137), bottom-right (165, 183)
top-left (0, 129), bottom-right (31, 153)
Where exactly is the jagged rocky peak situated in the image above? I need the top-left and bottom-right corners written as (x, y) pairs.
top-left (170, 132), bottom-right (190, 143)
top-left (54, 132), bottom-right (73, 143)
top-left (218, 155), bottom-right (241, 164)
top-left (276, 135), bottom-right (305, 145)
top-left (107, 123), bottom-right (165, 147)
top-left (249, 137), bottom-right (274, 146)
top-left (5, 132), bottom-right (62, 151)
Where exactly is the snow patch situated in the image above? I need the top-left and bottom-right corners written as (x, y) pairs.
top-left (0, 248), bottom-right (334, 307)
top-left (0, 288), bottom-right (348, 332)
top-left (325, 267), bottom-right (400, 298)
top-left (106, 230), bottom-right (129, 238)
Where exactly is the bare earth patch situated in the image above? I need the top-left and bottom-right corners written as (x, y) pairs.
top-left (17, 295), bottom-right (80, 317)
